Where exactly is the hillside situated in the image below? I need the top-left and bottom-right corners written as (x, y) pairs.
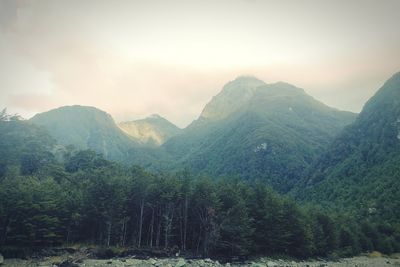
top-left (163, 77), bottom-right (356, 192)
top-left (118, 114), bottom-right (181, 146)
top-left (0, 117), bottom-right (56, 177)
top-left (296, 72), bottom-right (400, 222)
top-left (30, 105), bottom-right (137, 161)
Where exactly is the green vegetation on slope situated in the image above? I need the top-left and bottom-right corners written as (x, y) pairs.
top-left (164, 78), bottom-right (356, 193)
top-left (296, 72), bottom-right (400, 233)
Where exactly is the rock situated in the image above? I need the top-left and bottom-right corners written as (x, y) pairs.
top-left (92, 247), bottom-right (116, 259)
top-left (175, 258), bottom-right (186, 267)
top-left (58, 260), bottom-right (79, 267)
top-left (150, 259), bottom-right (157, 265)
top-left (368, 251), bottom-right (383, 258)
top-left (197, 259), bottom-right (205, 266)
top-left (0, 253), bottom-right (3, 265)
top-left (250, 263), bottom-right (266, 267)
top-left (204, 258), bottom-right (213, 263)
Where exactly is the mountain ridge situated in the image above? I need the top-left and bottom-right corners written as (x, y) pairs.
top-left (295, 71), bottom-right (400, 222)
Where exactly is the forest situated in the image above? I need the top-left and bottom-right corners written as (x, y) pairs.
top-left (1, 114), bottom-right (399, 259)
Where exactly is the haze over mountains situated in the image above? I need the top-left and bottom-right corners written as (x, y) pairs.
top-left (27, 75), bottom-right (359, 192)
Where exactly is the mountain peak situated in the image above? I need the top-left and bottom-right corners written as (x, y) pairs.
top-left (148, 114), bottom-right (162, 119)
top-left (118, 115), bottom-right (180, 146)
top-left (231, 75), bottom-right (265, 83)
top-left (222, 76), bottom-right (266, 93)
top-left (196, 77), bottom-right (309, 123)
top-left (29, 105), bottom-right (136, 159)
top-left (197, 76), bottom-right (266, 122)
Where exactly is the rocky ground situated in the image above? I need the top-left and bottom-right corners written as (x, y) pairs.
top-left (1, 255), bottom-right (400, 267)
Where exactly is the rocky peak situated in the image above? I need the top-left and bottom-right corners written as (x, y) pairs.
top-left (198, 76), bottom-right (266, 122)
top-left (118, 114), bottom-right (180, 146)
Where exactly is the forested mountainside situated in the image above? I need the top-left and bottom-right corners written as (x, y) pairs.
top-left (296, 72), bottom-right (400, 225)
top-left (163, 77), bottom-right (356, 192)
top-left (30, 105), bottom-right (138, 161)
top-left (1, 115), bottom-right (399, 258)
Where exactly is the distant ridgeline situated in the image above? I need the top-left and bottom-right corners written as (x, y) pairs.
top-left (0, 72), bottom-right (399, 257)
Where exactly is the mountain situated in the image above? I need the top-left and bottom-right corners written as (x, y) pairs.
top-left (163, 76), bottom-right (357, 192)
top-left (118, 114), bottom-right (181, 146)
top-left (30, 105), bottom-right (137, 161)
top-left (296, 72), bottom-right (400, 222)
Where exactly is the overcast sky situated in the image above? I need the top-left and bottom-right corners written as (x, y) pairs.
top-left (0, 0), bottom-right (399, 127)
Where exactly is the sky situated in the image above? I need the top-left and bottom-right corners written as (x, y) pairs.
top-left (0, 0), bottom-right (399, 128)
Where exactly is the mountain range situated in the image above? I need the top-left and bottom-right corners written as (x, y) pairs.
top-left (25, 73), bottom-right (399, 198)
top-left (2, 72), bottom-right (399, 255)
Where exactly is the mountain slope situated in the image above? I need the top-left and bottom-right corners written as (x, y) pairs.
top-left (163, 77), bottom-right (356, 192)
top-left (118, 114), bottom-right (181, 146)
top-left (296, 72), bottom-right (400, 222)
top-left (30, 105), bottom-right (137, 161)
top-left (0, 117), bottom-right (56, 177)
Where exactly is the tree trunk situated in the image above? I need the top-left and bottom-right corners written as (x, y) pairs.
top-left (1, 216), bottom-right (10, 246)
top-left (150, 208), bottom-right (154, 247)
top-left (183, 196), bottom-right (188, 251)
top-left (156, 208), bottom-right (161, 247)
top-left (164, 204), bottom-right (175, 249)
top-left (138, 199), bottom-right (144, 247)
top-left (106, 221), bottom-right (112, 247)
